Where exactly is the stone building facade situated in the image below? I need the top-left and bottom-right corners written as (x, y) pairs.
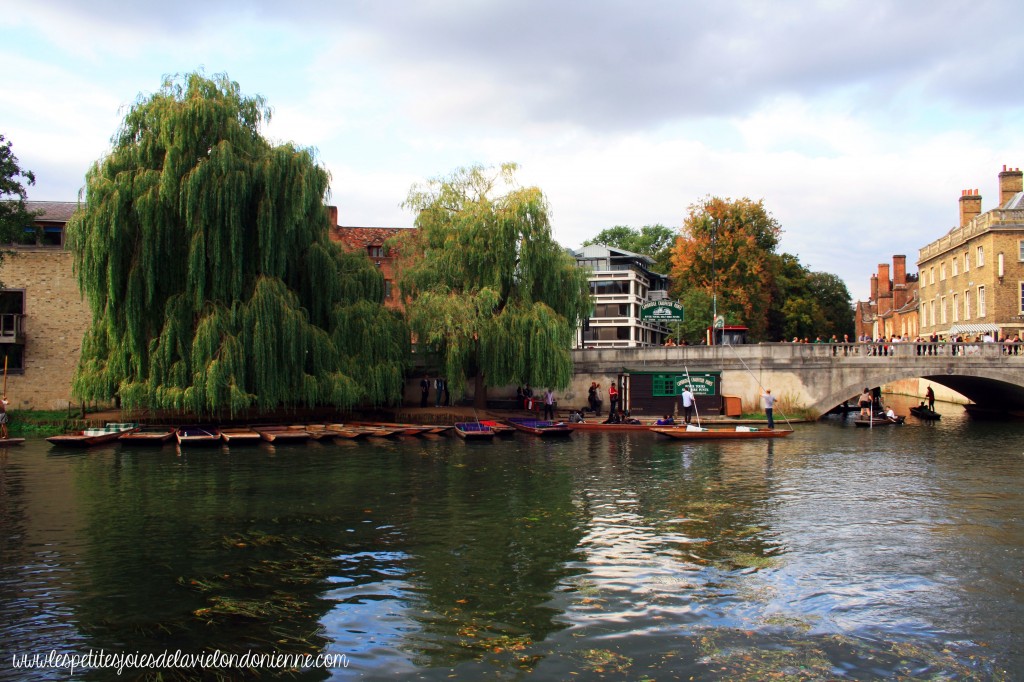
top-left (917, 165), bottom-right (1024, 339)
top-left (0, 202), bottom-right (92, 410)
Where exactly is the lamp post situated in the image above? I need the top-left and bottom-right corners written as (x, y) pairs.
top-left (710, 216), bottom-right (717, 345)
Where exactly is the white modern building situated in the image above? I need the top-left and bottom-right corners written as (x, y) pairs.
top-left (572, 245), bottom-right (671, 348)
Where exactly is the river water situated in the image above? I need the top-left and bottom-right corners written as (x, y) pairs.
top-left (1, 398), bottom-right (1022, 680)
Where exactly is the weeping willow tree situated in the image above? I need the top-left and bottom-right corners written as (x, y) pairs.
top-left (394, 163), bottom-right (591, 406)
top-left (66, 72), bottom-right (408, 417)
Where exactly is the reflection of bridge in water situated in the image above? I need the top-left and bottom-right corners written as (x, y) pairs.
top-left (572, 342), bottom-right (1024, 417)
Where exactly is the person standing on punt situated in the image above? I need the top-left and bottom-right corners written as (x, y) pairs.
top-left (0, 395), bottom-right (8, 439)
top-left (762, 388), bottom-right (776, 430)
top-left (858, 387), bottom-right (872, 420)
top-left (926, 385), bottom-right (935, 411)
top-left (680, 385), bottom-right (695, 424)
top-left (543, 388), bottom-right (555, 421)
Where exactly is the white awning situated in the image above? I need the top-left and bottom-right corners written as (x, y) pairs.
top-left (947, 323), bottom-right (1002, 335)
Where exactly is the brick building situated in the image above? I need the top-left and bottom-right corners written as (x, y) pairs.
top-left (917, 165), bottom-right (1024, 339)
top-left (0, 201), bottom-right (93, 409)
top-left (854, 255), bottom-right (919, 340)
top-left (327, 207), bottom-right (411, 310)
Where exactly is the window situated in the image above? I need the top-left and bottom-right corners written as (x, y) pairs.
top-left (367, 245), bottom-right (384, 258)
top-left (978, 286), bottom-right (986, 317)
top-left (963, 290), bottom-right (970, 320)
top-left (964, 251), bottom-right (970, 271)
top-left (952, 258), bottom-right (958, 277)
top-left (593, 303), bottom-right (629, 317)
top-left (953, 293), bottom-right (959, 322)
top-left (930, 267), bottom-right (935, 285)
top-left (384, 280), bottom-right (393, 300)
top-left (590, 281), bottom-right (629, 296)
top-left (940, 296), bottom-right (947, 324)
top-left (1019, 241), bottom-right (1024, 262)
top-left (977, 245), bottom-right (984, 267)
top-left (931, 300), bottom-right (937, 326)
top-left (940, 262), bottom-right (946, 280)
top-left (1020, 283), bottom-right (1024, 314)
top-left (921, 304), bottom-right (927, 328)
top-left (0, 346), bottom-right (23, 372)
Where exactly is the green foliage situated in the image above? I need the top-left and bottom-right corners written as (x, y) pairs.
top-left (671, 197), bottom-right (852, 342)
top-left (582, 224), bottom-right (676, 274)
top-left (395, 163), bottom-right (590, 399)
top-left (0, 134), bottom-right (39, 265)
top-left (67, 72), bottom-right (408, 417)
top-left (671, 196), bottom-right (781, 341)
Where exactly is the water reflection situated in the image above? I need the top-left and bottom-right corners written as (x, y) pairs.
top-left (0, 412), bottom-right (1021, 679)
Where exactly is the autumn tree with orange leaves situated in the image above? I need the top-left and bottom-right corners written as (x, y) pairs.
top-left (670, 196), bottom-right (781, 342)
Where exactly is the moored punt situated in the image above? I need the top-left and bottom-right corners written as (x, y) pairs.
top-left (478, 420), bottom-right (517, 436)
top-left (505, 418), bottom-right (573, 437)
top-left (454, 422), bottom-right (495, 440)
top-left (219, 428), bottom-right (263, 445)
top-left (48, 423), bottom-right (139, 448)
top-left (0, 438), bottom-right (25, 446)
top-left (651, 425), bottom-right (793, 439)
top-left (325, 424), bottom-right (373, 439)
top-left (565, 421), bottom-right (655, 432)
top-left (119, 426), bottom-right (177, 445)
top-left (176, 426), bottom-right (222, 447)
top-left (254, 427), bottom-right (311, 443)
top-left (352, 421), bottom-right (434, 437)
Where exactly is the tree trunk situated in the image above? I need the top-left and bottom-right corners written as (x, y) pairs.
top-left (473, 373), bottom-right (487, 409)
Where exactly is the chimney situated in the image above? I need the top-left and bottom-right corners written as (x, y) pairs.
top-left (959, 189), bottom-right (981, 227)
top-left (327, 205), bottom-right (339, 228)
top-left (877, 263), bottom-right (892, 315)
top-left (999, 165), bottom-right (1023, 206)
top-left (870, 274), bottom-right (878, 302)
top-left (892, 255), bottom-right (907, 310)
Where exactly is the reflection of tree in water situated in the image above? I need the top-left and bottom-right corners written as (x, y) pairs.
top-left (395, 450), bottom-right (584, 667)
top-left (60, 447), bottom-right (583, 675)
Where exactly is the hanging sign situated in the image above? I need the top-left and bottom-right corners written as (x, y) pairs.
top-left (640, 301), bottom-right (684, 322)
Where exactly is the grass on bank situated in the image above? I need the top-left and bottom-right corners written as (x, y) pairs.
top-left (8, 410), bottom-right (91, 437)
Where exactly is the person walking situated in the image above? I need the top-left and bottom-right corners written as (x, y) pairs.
top-left (762, 388), bottom-right (776, 430)
top-left (434, 377), bottom-right (444, 407)
top-left (681, 385), bottom-right (695, 424)
top-left (420, 377), bottom-right (430, 408)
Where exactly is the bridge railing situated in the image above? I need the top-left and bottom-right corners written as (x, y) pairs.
top-left (572, 341), bottom-right (1024, 364)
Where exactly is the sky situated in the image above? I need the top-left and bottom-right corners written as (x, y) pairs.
top-left (3, 0), bottom-right (1023, 301)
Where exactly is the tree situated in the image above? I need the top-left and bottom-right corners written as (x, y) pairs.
top-left (67, 72), bottom-right (408, 417)
top-left (0, 134), bottom-right (38, 259)
top-left (394, 163), bottom-right (591, 406)
top-left (670, 196), bottom-right (781, 341)
top-left (581, 224), bottom-right (676, 274)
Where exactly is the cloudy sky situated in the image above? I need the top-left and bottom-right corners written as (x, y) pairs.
top-left (3, 0), bottom-right (1023, 300)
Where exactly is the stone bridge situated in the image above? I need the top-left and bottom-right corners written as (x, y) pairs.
top-left (570, 342), bottom-right (1024, 417)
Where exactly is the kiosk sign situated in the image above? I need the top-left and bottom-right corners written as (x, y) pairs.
top-left (676, 373), bottom-right (717, 396)
top-left (640, 301), bottom-right (684, 322)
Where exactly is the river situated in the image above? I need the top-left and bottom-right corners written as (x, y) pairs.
top-left (1, 398), bottom-right (1021, 680)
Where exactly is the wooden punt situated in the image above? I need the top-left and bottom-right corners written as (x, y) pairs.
top-left (219, 428), bottom-right (263, 445)
top-left (651, 425), bottom-right (793, 439)
top-left (352, 421), bottom-right (433, 437)
top-left (505, 418), bottom-right (573, 437)
top-left (477, 420), bottom-right (517, 436)
top-left (853, 416), bottom-right (904, 427)
top-left (119, 426), bottom-right (177, 445)
top-left (176, 426), bottom-right (222, 447)
top-left (0, 438), bottom-right (25, 446)
top-left (325, 424), bottom-right (372, 439)
top-left (454, 422), bottom-right (495, 440)
top-left (48, 423), bottom-right (139, 448)
top-left (254, 427), bottom-right (311, 443)
top-left (565, 421), bottom-right (655, 432)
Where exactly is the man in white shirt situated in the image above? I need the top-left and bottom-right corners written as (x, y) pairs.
top-left (762, 389), bottom-right (776, 429)
top-left (681, 386), bottom-right (695, 424)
